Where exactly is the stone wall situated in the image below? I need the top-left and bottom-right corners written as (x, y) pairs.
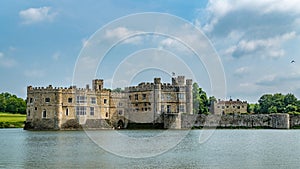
top-left (167, 113), bottom-right (290, 129)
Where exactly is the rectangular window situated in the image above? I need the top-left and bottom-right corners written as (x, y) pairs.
top-left (45, 98), bottom-right (50, 103)
top-left (76, 96), bottom-right (87, 104)
top-left (68, 98), bottom-right (72, 103)
top-left (104, 99), bottom-right (107, 104)
top-left (167, 105), bottom-right (171, 113)
top-left (135, 94), bottom-right (138, 100)
top-left (90, 107), bottom-right (94, 116)
top-left (161, 105), bottom-right (165, 112)
top-left (179, 105), bottom-right (185, 112)
top-left (91, 97), bottom-right (96, 104)
top-left (35, 107), bottom-right (37, 110)
top-left (161, 94), bottom-right (165, 101)
top-left (65, 108), bottom-right (69, 116)
top-left (142, 94), bottom-right (146, 100)
top-left (29, 98), bottom-right (33, 103)
top-left (42, 110), bottom-right (47, 118)
top-left (167, 94), bottom-right (171, 101)
top-left (118, 110), bottom-right (123, 115)
top-left (28, 110), bottom-right (30, 116)
top-left (76, 106), bottom-right (86, 115)
top-left (178, 93), bottom-right (185, 100)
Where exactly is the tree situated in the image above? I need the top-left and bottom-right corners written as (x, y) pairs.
top-left (0, 94), bottom-right (6, 112)
top-left (284, 93), bottom-right (297, 107)
top-left (192, 83), bottom-right (209, 114)
top-left (268, 105), bottom-right (278, 113)
top-left (253, 104), bottom-right (260, 114)
top-left (0, 92), bottom-right (26, 114)
top-left (285, 104), bottom-right (297, 113)
top-left (258, 94), bottom-right (273, 113)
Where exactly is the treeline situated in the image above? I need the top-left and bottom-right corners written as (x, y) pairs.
top-left (193, 82), bottom-right (300, 114)
top-left (250, 93), bottom-right (300, 114)
top-left (0, 92), bottom-right (26, 114)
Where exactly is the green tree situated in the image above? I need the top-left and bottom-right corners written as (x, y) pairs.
top-left (0, 94), bottom-right (6, 112)
top-left (192, 83), bottom-right (209, 114)
top-left (284, 93), bottom-right (297, 107)
top-left (268, 105), bottom-right (277, 113)
top-left (253, 104), bottom-right (260, 114)
top-left (285, 104), bottom-right (297, 113)
top-left (258, 94), bottom-right (273, 113)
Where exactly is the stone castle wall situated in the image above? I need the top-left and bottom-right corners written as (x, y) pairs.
top-left (166, 113), bottom-right (291, 129)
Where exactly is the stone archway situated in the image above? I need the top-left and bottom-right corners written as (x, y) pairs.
top-left (117, 120), bottom-right (124, 129)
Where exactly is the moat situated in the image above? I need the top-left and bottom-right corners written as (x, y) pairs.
top-left (1, 128), bottom-right (300, 169)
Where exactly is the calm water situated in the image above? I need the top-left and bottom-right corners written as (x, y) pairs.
top-left (1, 129), bottom-right (300, 169)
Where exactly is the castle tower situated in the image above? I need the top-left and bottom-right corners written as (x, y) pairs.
top-left (154, 78), bottom-right (162, 119)
top-left (185, 79), bottom-right (193, 114)
top-left (92, 79), bottom-right (103, 91)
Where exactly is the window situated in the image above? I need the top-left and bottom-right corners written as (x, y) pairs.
top-left (167, 105), bottom-right (171, 113)
top-left (118, 102), bottom-right (123, 107)
top-left (90, 107), bottom-right (94, 116)
top-left (35, 107), bottom-right (37, 110)
top-left (118, 110), bottom-right (123, 115)
top-left (104, 99), bottom-right (107, 104)
top-left (178, 93), bottom-right (185, 100)
top-left (29, 98), bottom-right (33, 103)
top-left (144, 103), bottom-right (147, 106)
top-left (42, 110), bottom-right (47, 118)
top-left (68, 98), bottom-right (72, 103)
top-left (45, 98), bottom-right (50, 103)
top-left (179, 105), bottom-right (185, 112)
top-left (166, 94), bottom-right (171, 101)
top-left (237, 106), bottom-right (240, 109)
top-left (76, 106), bottom-right (86, 115)
top-left (135, 94), bottom-right (138, 100)
top-left (142, 94), bottom-right (146, 100)
top-left (28, 110), bottom-right (30, 116)
top-left (65, 108), bottom-right (69, 116)
top-left (129, 95), bottom-right (131, 100)
top-left (105, 112), bottom-right (108, 117)
top-left (161, 105), bottom-right (165, 112)
top-left (222, 106), bottom-right (225, 109)
top-left (76, 96), bottom-right (87, 104)
top-left (91, 97), bottom-right (96, 104)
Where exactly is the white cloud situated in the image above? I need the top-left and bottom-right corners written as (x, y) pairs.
top-left (19, 7), bottom-right (57, 24)
top-left (24, 70), bottom-right (45, 78)
top-left (0, 52), bottom-right (17, 68)
top-left (226, 31), bottom-right (296, 59)
top-left (52, 52), bottom-right (60, 61)
top-left (105, 27), bottom-right (142, 44)
top-left (234, 66), bottom-right (250, 77)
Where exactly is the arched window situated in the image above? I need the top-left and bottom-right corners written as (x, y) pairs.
top-left (42, 110), bottom-right (47, 118)
top-left (105, 112), bottom-right (108, 117)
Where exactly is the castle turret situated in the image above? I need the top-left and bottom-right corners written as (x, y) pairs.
top-left (154, 78), bottom-right (162, 119)
top-left (92, 79), bottom-right (103, 91)
top-left (185, 79), bottom-right (193, 114)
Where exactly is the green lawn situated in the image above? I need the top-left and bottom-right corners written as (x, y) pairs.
top-left (0, 112), bottom-right (26, 128)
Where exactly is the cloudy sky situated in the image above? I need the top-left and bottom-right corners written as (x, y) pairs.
top-left (1, 0), bottom-right (300, 103)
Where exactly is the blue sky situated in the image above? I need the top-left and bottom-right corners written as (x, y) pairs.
top-left (1, 0), bottom-right (300, 103)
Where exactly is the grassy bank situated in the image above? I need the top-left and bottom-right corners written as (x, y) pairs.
top-left (0, 112), bottom-right (26, 128)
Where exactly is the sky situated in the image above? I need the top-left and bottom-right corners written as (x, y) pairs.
top-left (1, 0), bottom-right (300, 103)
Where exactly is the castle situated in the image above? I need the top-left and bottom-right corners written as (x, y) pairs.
top-left (210, 99), bottom-right (248, 115)
top-left (24, 76), bottom-right (193, 130)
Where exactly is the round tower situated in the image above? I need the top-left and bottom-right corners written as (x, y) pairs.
top-left (185, 79), bottom-right (193, 114)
